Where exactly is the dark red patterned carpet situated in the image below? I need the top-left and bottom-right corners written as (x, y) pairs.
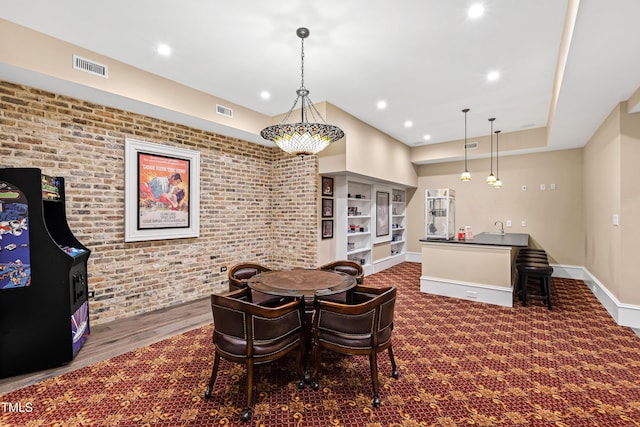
top-left (2, 262), bottom-right (640, 426)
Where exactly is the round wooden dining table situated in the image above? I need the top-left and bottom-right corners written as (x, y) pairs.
top-left (248, 268), bottom-right (357, 382)
top-left (247, 269), bottom-right (357, 306)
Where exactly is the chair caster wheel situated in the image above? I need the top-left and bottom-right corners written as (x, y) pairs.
top-left (392, 369), bottom-right (399, 379)
top-left (311, 380), bottom-right (320, 391)
top-left (298, 380), bottom-right (305, 389)
top-left (204, 388), bottom-right (212, 399)
top-left (373, 396), bottom-right (381, 408)
top-left (240, 408), bottom-right (252, 422)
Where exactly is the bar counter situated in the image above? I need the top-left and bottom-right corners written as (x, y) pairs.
top-left (419, 233), bottom-right (529, 307)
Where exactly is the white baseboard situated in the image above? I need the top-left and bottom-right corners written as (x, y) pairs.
top-left (406, 251), bottom-right (422, 263)
top-left (381, 258), bottom-right (640, 330)
top-left (563, 266), bottom-right (640, 330)
top-left (420, 276), bottom-right (514, 307)
top-left (373, 253), bottom-right (406, 274)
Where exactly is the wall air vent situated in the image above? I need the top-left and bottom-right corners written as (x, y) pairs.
top-left (72, 54), bottom-right (108, 78)
top-left (465, 141), bottom-right (479, 149)
top-left (216, 104), bottom-right (233, 118)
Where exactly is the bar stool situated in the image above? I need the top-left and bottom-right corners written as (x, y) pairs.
top-left (516, 262), bottom-right (553, 309)
top-left (516, 254), bottom-right (548, 264)
top-left (518, 248), bottom-right (547, 256)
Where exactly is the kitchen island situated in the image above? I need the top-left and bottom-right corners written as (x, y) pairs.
top-left (419, 232), bottom-right (529, 307)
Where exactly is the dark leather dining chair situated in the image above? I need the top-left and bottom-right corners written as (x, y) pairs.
top-left (228, 262), bottom-right (272, 291)
top-left (228, 262), bottom-right (285, 307)
top-left (310, 285), bottom-right (398, 407)
top-left (319, 260), bottom-right (364, 284)
top-left (318, 260), bottom-right (364, 303)
top-left (204, 287), bottom-right (306, 422)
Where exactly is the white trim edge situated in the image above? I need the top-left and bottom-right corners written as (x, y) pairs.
top-left (420, 276), bottom-right (514, 307)
top-left (554, 265), bottom-right (640, 331)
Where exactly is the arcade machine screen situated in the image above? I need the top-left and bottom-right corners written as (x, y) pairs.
top-left (0, 180), bottom-right (30, 289)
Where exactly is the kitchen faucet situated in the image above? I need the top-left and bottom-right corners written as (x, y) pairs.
top-left (494, 220), bottom-right (504, 235)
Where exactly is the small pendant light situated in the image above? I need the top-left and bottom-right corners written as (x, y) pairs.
top-left (486, 118), bottom-right (496, 185)
top-left (493, 130), bottom-right (502, 188)
top-left (460, 108), bottom-right (471, 181)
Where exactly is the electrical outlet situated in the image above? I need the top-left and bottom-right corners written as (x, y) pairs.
top-left (506, 220), bottom-right (512, 227)
top-left (521, 185), bottom-right (527, 191)
top-left (550, 183), bottom-right (556, 190)
top-left (220, 266), bottom-right (227, 272)
top-left (521, 220), bottom-right (527, 227)
top-left (540, 184), bottom-right (546, 190)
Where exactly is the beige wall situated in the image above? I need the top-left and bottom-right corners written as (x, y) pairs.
top-left (407, 149), bottom-right (585, 266)
top-left (584, 102), bottom-right (640, 305)
top-left (411, 127), bottom-right (548, 165)
top-left (0, 19), bottom-right (268, 139)
top-left (620, 104), bottom-right (640, 304)
top-left (319, 103), bottom-right (417, 188)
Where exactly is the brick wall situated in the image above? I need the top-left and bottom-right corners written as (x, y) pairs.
top-left (0, 81), bottom-right (318, 325)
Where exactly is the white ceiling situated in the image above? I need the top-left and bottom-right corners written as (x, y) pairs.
top-left (1, 0), bottom-right (640, 153)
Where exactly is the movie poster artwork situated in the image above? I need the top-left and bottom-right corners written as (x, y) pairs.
top-left (0, 180), bottom-right (31, 289)
top-left (137, 152), bottom-right (190, 230)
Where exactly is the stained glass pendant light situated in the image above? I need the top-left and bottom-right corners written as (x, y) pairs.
top-left (460, 108), bottom-right (471, 181)
top-left (493, 130), bottom-right (502, 188)
top-left (260, 28), bottom-right (345, 157)
top-left (486, 117), bottom-right (497, 185)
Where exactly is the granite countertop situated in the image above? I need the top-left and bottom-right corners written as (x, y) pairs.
top-left (420, 232), bottom-right (529, 247)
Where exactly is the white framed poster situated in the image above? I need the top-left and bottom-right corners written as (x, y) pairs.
top-left (124, 138), bottom-right (200, 242)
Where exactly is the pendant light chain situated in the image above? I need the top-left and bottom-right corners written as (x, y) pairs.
top-left (464, 110), bottom-right (468, 165)
top-left (300, 34), bottom-right (305, 90)
top-left (486, 117), bottom-right (496, 184)
top-left (460, 108), bottom-right (471, 181)
top-left (490, 120), bottom-right (494, 172)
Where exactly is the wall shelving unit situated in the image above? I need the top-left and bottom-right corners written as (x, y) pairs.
top-left (346, 180), bottom-right (372, 267)
top-left (391, 188), bottom-right (406, 258)
top-left (329, 175), bottom-right (408, 275)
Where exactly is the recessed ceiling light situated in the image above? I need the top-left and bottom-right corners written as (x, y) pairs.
top-left (487, 71), bottom-right (500, 81)
top-left (376, 100), bottom-right (387, 110)
top-left (468, 4), bottom-right (485, 19)
top-left (423, 134), bottom-right (431, 141)
top-left (404, 120), bottom-right (413, 128)
top-left (157, 44), bottom-right (172, 56)
top-left (260, 91), bottom-right (271, 100)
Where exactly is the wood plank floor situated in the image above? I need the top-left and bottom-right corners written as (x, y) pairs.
top-left (0, 296), bottom-right (212, 395)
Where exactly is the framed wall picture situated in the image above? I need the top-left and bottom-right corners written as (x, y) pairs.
top-left (376, 190), bottom-right (390, 238)
top-left (125, 138), bottom-right (200, 242)
top-left (322, 176), bottom-right (334, 197)
top-left (322, 219), bottom-right (334, 239)
top-left (322, 197), bottom-right (334, 218)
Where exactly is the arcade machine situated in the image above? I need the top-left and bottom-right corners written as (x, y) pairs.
top-left (0, 168), bottom-right (91, 378)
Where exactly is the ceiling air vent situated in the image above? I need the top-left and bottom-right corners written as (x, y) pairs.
top-left (216, 104), bottom-right (233, 118)
top-left (72, 54), bottom-right (108, 78)
top-left (465, 141), bottom-right (479, 149)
